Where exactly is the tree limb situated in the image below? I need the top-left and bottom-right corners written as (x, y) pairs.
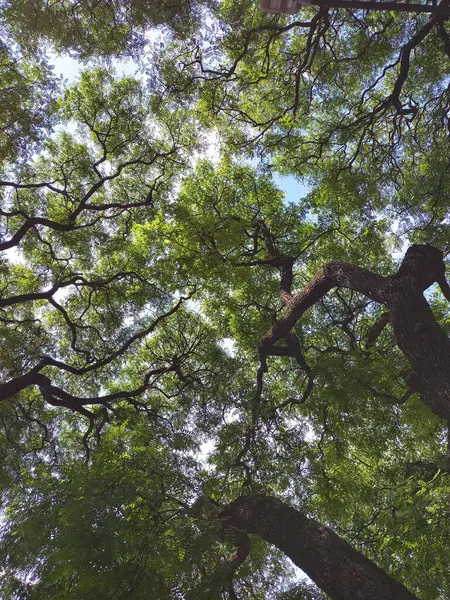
top-left (218, 495), bottom-right (419, 600)
top-left (257, 245), bottom-right (450, 420)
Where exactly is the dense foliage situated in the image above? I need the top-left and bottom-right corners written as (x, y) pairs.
top-left (0, 1), bottom-right (449, 598)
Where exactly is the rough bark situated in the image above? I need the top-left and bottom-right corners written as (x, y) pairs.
top-left (258, 244), bottom-right (450, 420)
top-left (219, 495), bottom-right (419, 600)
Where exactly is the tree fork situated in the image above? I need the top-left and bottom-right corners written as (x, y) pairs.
top-left (258, 245), bottom-right (450, 420)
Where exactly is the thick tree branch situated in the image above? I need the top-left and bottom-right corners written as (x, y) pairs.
top-left (437, 21), bottom-right (450, 59)
top-left (37, 363), bottom-right (180, 417)
top-left (217, 495), bottom-right (419, 600)
top-left (259, 261), bottom-right (385, 366)
top-left (387, 8), bottom-right (446, 113)
top-left (257, 245), bottom-right (450, 420)
top-left (366, 311), bottom-right (391, 347)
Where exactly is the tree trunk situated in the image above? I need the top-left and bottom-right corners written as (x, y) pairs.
top-left (219, 495), bottom-right (419, 600)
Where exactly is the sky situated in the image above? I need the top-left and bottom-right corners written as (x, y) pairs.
top-left (274, 174), bottom-right (310, 205)
top-left (50, 53), bottom-right (138, 81)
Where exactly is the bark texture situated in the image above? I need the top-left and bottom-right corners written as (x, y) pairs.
top-left (259, 244), bottom-right (450, 420)
top-left (219, 495), bottom-right (419, 600)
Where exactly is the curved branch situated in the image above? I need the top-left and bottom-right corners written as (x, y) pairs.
top-left (259, 261), bottom-right (386, 363)
top-left (37, 363), bottom-right (179, 416)
top-left (257, 245), bottom-right (450, 420)
top-left (0, 271), bottom-right (154, 308)
top-left (366, 311), bottom-right (390, 347)
top-left (0, 288), bottom-right (195, 403)
top-left (0, 149), bottom-right (174, 252)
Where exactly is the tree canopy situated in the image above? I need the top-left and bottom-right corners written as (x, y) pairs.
top-left (0, 1), bottom-right (449, 599)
